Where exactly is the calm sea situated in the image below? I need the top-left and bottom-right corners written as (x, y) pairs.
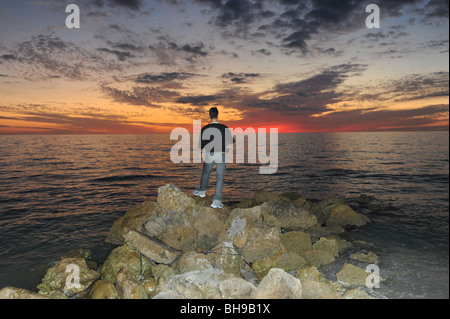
top-left (0, 132), bottom-right (448, 298)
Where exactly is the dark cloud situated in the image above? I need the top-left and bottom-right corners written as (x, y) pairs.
top-left (136, 72), bottom-right (199, 84)
top-left (102, 85), bottom-right (179, 107)
top-left (221, 72), bottom-right (261, 84)
top-left (175, 94), bottom-right (221, 106)
top-left (97, 47), bottom-right (134, 61)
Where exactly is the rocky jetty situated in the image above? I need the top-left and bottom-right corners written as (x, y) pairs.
top-left (0, 184), bottom-right (380, 299)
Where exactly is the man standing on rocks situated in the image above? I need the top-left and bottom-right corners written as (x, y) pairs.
top-left (194, 107), bottom-right (234, 209)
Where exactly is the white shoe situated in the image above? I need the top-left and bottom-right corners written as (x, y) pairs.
top-left (193, 189), bottom-right (206, 198)
top-left (211, 200), bottom-right (224, 209)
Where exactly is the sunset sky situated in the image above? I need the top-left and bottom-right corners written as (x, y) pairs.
top-left (0, 0), bottom-right (448, 134)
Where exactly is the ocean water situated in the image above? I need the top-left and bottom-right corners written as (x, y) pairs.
top-left (0, 132), bottom-right (448, 298)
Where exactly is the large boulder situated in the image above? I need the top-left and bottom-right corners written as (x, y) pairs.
top-left (206, 241), bottom-right (242, 277)
top-left (251, 268), bottom-right (302, 299)
top-left (37, 257), bottom-right (100, 297)
top-left (88, 280), bottom-right (118, 299)
top-left (174, 251), bottom-right (213, 274)
top-left (254, 189), bottom-right (289, 205)
top-left (123, 229), bottom-right (181, 265)
top-left (193, 205), bottom-right (227, 251)
top-left (326, 204), bottom-right (370, 229)
top-left (115, 267), bottom-right (147, 299)
top-left (279, 231), bottom-right (313, 256)
top-left (336, 263), bottom-right (370, 288)
top-left (157, 184), bottom-right (195, 213)
top-left (220, 206), bottom-right (263, 248)
top-left (252, 249), bottom-right (308, 279)
top-left (296, 266), bottom-right (342, 299)
top-left (241, 224), bottom-right (282, 263)
top-left (312, 237), bottom-right (340, 257)
top-left (261, 201), bottom-right (317, 230)
top-left (311, 197), bottom-right (345, 225)
top-left (153, 269), bottom-right (234, 299)
top-left (144, 209), bottom-right (198, 252)
top-left (219, 277), bottom-right (256, 299)
top-left (105, 201), bottom-right (161, 245)
top-left (98, 244), bottom-right (153, 283)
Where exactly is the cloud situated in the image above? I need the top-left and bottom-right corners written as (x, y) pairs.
top-left (135, 72), bottom-right (199, 84)
top-left (0, 33), bottom-right (121, 80)
top-left (175, 94), bottom-right (221, 106)
top-left (221, 72), bottom-right (261, 84)
top-left (101, 85), bottom-right (179, 107)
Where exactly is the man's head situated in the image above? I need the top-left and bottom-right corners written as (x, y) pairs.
top-left (209, 107), bottom-right (219, 121)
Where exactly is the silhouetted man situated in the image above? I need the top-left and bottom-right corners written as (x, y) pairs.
top-left (193, 107), bottom-right (234, 208)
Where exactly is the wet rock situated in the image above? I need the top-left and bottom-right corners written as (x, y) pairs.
top-left (193, 205), bottom-right (226, 251)
top-left (313, 237), bottom-right (340, 257)
top-left (350, 251), bottom-right (379, 264)
top-left (344, 288), bottom-right (376, 299)
top-left (252, 268), bottom-right (302, 299)
top-left (336, 263), bottom-right (370, 288)
top-left (326, 204), bottom-right (370, 229)
top-left (37, 257), bottom-right (100, 297)
top-left (261, 201), bottom-right (317, 230)
top-left (296, 266), bottom-right (342, 299)
top-left (311, 197), bottom-right (345, 225)
top-left (304, 249), bottom-right (335, 267)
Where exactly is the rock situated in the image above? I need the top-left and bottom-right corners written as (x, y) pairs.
top-left (296, 266), bottom-right (342, 299)
top-left (98, 244), bottom-right (153, 284)
top-left (304, 249), bottom-right (335, 267)
top-left (344, 288), bottom-right (376, 299)
top-left (193, 205), bottom-right (226, 251)
top-left (115, 267), bottom-right (147, 299)
top-left (232, 199), bottom-right (257, 209)
top-left (251, 268), bottom-right (302, 299)
top-left (152, 264), bottom-right (177, 286)
top-left (157, 184), bottom-right (195, 213)
top-left (37, 257), bottom-right (100, 297)
top-left (291, 196), bottom-right (312, 209)
top-left (206, 242), bottom-right (242, 277)
top-left (220, 206), bottom-right (263, 248)
top-left (241, 224), bottom-right (282, 263)
top-left (152, 290), bottom-right (185, 299)
top-left (336, 263), bottom-right (370, 288)
top-left (219, 277), bottom-right (256, 299)
top-left (175, 251), bottom-right (213, 274)
top-left (279, 231), bottom-right (313, 256)
top-left (311, 197), bottom-right (345, 225)
top-left (124, 229), bottom-right (181, 265)
top-left (105, 200), bottom-right (161, 245)
top-left (60, 248), bottom-right (92, 260)
top-left (261, 201), bottom-right (317, 230)
top-left (254, 189), bottom-right (289, 205)
top-left (305, 224), bottom-right (331, 241)
top-left (350, 251), bottom-right (379, 264)
top-left (357, 194), bottom-right (373, 205)
top-left (154, 269), bottom-right (234, 299)
top-left (88, 280), bottom-right (118, 299)
top-left (0, 287), bottom-right (51, 299)
top-left (252, 249), bottom-right (308, 279)
top-left (142, 278), bottom-right (157, 298)
top-left (313, 237), bottom-right (340, 257)
top-left (326, 204), bottom-right (370, 229)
